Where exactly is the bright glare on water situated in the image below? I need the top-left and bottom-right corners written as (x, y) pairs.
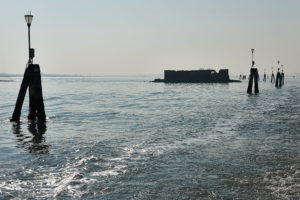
top-left (0, 75), bottom-right (299, 199)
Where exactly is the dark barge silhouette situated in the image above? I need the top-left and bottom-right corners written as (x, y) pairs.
top-left (153, 69), bottom-right (240, 83)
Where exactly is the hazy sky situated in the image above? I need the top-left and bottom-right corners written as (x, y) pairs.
top-left (1, 0), bottom-right (299, 75)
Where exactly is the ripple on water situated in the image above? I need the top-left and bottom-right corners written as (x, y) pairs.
top-left (263, 165), bottom-right (300, 200)
top-left (0, 77), bottom-right (300, 199)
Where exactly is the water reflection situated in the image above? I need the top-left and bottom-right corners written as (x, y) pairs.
top-left (12, 121), bottom-right (50, 154)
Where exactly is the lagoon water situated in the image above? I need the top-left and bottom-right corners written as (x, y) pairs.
top-left (0, 75), bottom-right (299, 199)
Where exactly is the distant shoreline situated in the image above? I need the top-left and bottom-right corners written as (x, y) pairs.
top-left (0, 73), bottom-right (298, 78)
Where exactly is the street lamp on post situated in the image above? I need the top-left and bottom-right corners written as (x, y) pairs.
top-left (24, 13), bottom-right (34, 64)
top-left (10, 12), bottom-right (46, 122)
top-left (251, 48), bottom-right (254, 67)
top-left (281, 64), bottom-right (283, 73)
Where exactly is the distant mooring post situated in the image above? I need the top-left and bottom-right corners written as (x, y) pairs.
top-left (263, 69), bottom-right (266, 82)
top-left (247, 48), bottom-right (259, 94)
top-left (275, 61), bottom-right (282, 88)
top-left (11, 13), bottom-right (46, 122)
top-left (281, 64), bottom-right (284, 85)
top-left (271, 67), bottom-right (275, 83)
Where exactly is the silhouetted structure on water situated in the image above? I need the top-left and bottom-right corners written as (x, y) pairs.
top-left (271, 68), bottom-right (275, 83)
top-left (275, 68), bottom-right (282, 88)
top-left (281, 64), bottom-right (284, 86)
top-left (247, 67), bottom-right (259, 94)
top-left (247, 49), bottom-right (259, 94)
top-left (11, 13), bottom-right (46, 122)
top-left (153, 69), bottom-right (240, 83)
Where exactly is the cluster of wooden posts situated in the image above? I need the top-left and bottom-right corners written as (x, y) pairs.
top-left (275, 68), bottom-right (284, 88)
top-left (246, 67), bottom-right (285, 94)
top-left (246, 49), bottom-right (285, 94)
top-left (11, 64), bottom-right (46, 122)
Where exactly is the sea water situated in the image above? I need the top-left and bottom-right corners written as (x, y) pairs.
top-left (0, 75), bottom-right (299, 199)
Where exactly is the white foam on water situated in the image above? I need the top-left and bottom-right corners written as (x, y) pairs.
top-left (0, 155), bottom-right (100, 199)
top-left (263, 165), bottom-right (300, 200)
top-left (49, 156), bottom-right (98, 198)
top-left (91, 168), bottom-right (120, 177)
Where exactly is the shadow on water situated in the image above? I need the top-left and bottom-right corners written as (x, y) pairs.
top-left (11, 121), bottom-right (50, 154)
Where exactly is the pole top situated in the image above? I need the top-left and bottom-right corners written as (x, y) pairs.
top-left (24, 11), bottom-right (33, 26)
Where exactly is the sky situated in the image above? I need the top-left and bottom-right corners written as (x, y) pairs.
top-left (1, 0), bottom-right (300, 76)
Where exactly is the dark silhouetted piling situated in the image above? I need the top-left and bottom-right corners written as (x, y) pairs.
top-left (247, 49), bottom-right (259, 94)
top-left (11, 64), bottom-right (46, 122)
top-left (263, 73), bottom-right (266, 82)
top-left (271, 72), bottom-right (275, 83)
top-left (28, 64), bottom-right (46, 121)
top-left (247, 68), bottom-right (259, 94)
top-left (281, 64), bottom-right (284, 86)
top-left (247, 72), bottom-right (253, 94)
top-left (11, 68), bottom-right (31, 121)
top-left (275, 68), bottom-right (281, 88)
top-left (281, 72), bottom-right (284, 86)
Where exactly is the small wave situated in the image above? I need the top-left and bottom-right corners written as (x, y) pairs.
top-left (1, 115), bottom-right (57, 124)
top-left (0, 104), bottom-right (15, 110)
top-left (90, 164), bottom-right (126, 177)
top-left (118, 103), bottom-right (138, 108)
top-left (0, 80), bottom-right (15, 82)
top-left (148, 91), bottom-right (164, 96)
top-left (46, 115), bottom-right (58, 122)
top-left (44, 97), bottom-right (63, 101)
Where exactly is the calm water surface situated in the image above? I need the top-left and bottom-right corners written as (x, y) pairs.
top-left (0, 75), bottom-right (299, 199)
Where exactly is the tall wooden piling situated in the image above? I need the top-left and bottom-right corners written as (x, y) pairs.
top-left (28, 64), bottom-right (46, 121)
top-left (275, 68), bottom-right (281, 88)
top-left (281, 73), bottom-right (284, 86)
top-left (11, 64), bottom-right (46, 122)
top-left (280, 64), bottom-right (284, 86)
top-left (11, 67), bottom-right (31, 121)
top-left (247, 49), bottom-right (259, 94)
top-left (271, 73), bottom-right (275, 83)
top-left (247, 68), bottom-right (259, 94)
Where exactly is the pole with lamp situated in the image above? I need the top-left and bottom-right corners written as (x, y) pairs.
top-left (11, 12), bottom-right (46, 122)
top-left (281, 64), bottom-right (284, 85)
top-left (251, 48), bottom-right (254, 66)
top-left (25, 13), bottom-right (34, 65)
top-left (247, 48), bottom-right (259, 94)
top-left (275, 60), bottom-right (282, 87)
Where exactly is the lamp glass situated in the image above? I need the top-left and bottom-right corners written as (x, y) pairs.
top-left (24, 14), bottom-right (33, 25)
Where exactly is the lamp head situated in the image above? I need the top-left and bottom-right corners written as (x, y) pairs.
top-left (251, 48), bottom-right (254, 53)
top-left (24, 12), bottom-right (33, 26)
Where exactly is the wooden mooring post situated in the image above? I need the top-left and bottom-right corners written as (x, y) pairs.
top-left (247, 68), bottom-right (259, 94)
top-left (271, 67), bottom-right (275, 83)
top-left (247, 48), bottom-right (259, 94)
top-left (281, 64), bottom-right (284, 86)
top-left (10, 13), bottom-right (46, 122)
top-left (11, 65), bottom-right (46, 121)
top-left (275, 68), bottom-right (282, 88)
